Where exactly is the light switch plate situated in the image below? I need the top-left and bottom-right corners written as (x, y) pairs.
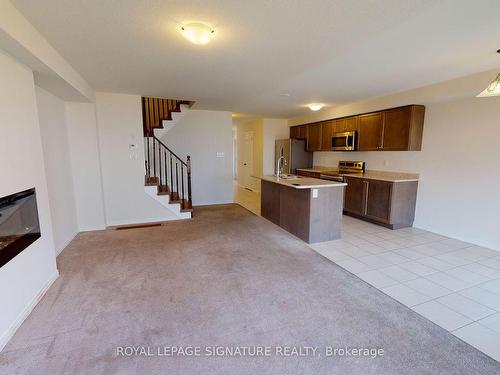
top-left (216, 152), bottom-right (225, 158)
top-left (312, 189), bottom-right (318, 198)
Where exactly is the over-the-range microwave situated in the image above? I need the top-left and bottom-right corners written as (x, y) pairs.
top-left (331, 131), bottom-right (357, 151)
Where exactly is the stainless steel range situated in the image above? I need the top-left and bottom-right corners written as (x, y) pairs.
top-left (319, 161), bottom-right (365, 182)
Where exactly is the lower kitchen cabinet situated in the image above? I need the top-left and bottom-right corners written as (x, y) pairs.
top-left (344, 177), bottom-right (365, 215)
top-left (344, 177), bottom-right (417, 229)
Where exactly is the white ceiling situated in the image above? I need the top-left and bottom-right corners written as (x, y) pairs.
top-left (12, 0), bottom-right (500, 118)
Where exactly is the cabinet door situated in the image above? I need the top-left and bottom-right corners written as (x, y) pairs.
top-left (333, 118), bottom-right (345, 133)
top-left (365, 180), bottom-right (392, 222)
top-left (298, 125), bottom-right (308, 139)
top-left (344, 177), bottom-right (366, 215)
top-left (344, 116), bottom-right (359, 132)
top-left (307, 123), bottom-right (322, 151)
top-left (321, 120), bottom-right (334, 150)
top-left (382, 107), bottom-right (411, 150)
top-left (358, 112), bottom-right (383, 151)
top-left (290, 126), bottom-right (300, 139)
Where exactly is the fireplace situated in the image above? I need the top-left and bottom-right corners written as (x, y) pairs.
top-left (0, 188), bottom-right (41, 268)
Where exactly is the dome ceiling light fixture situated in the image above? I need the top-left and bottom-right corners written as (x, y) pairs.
top-left (308, 103), bottom-right (324, 111)
top-left (476, 49), bottom-right (500, 97)
top-left (180, 22), bottom-right (215, 45)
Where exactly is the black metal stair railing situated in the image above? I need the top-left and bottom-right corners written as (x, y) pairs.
top-left (144, 136), bottom-right (192, 211)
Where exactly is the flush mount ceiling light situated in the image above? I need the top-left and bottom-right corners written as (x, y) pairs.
top-left (180, 22), bottom-right (215, 45)
top-left (308, 103), bottom-right (324, 111)
top-left (477, 49), bottom-right (500, 97)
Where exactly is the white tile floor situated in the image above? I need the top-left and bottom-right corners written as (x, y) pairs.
top-left (309, 215), bottom-right (500, 363)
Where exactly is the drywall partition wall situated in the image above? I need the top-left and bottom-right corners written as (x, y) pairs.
top-left (35, 86), bottom-right (78, 254)
top-left (0, 51), bottom-right (58, 350)
top-left (161, 110), bottom-right (234, 205)
top-left (95, 92), bottom-right (178, 225)
top-left (65, 102), bottom-right (106, 231)
top-left (262, 118), bottom-right (289, 175)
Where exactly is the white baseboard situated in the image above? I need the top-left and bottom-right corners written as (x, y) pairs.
top-left (0, 271), bottom-right (59, 352)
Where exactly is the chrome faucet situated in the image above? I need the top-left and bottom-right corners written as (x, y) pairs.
top-left (276, 156), bottom-right (287, 177)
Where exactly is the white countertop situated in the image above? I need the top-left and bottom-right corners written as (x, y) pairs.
top-left (296, 167), bottom-right (419, 183)
top-left (261, 175), bottom-right (347, 189)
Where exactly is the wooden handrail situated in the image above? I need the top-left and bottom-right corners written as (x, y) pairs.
top-left (149, 136), bottom-right (187, 166)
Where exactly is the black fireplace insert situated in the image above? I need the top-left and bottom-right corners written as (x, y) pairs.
top-left (0, 188), bottom-right (41, 268)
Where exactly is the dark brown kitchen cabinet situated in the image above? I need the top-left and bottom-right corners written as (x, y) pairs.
top-left (343, 177), bottom-right (418, 229)
top-left (290, 126), bottom-right (300, 139)
top-left (307, 123), bottom-right (322, 151)
top-left (290, 125), bottom-right (308, 139)
top-left (382, 105), bottom-right (425, 151)
top-left (344, 177), bottom-right (366, 215)
top-left (296, 170), bottom-right (321, 178)
top-left (335, 116), bottom-right (359, 133)
top-left (292, 104), bottom-right (424, 152)
top-left (321, 120), bottom-right (335, 150)
top-left (358, 112), bottom-right (384, 151)
top-left (365, 180), bottom-right (392, 222)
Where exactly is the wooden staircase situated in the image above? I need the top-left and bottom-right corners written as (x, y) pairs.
top-left (142, 97), bottom-right (194, 218)
top-left (142, 97), bottom-right (194, 137)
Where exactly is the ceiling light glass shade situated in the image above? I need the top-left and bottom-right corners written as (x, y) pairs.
top-left (308, 103), bottom-right (324, 111)
top-left (477, 73), bottom-right (500, 97)
top-left (180, 22), bottom-right (215, 45)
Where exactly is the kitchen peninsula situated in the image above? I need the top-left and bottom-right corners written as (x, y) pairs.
top-left (261, 175), bottom-right (346, 243)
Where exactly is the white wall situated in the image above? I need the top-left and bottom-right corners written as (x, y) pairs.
top-left (164, 110), bottom-right (234, 205)
top-left (95, 92), bottom-right (179, 225)
top-left (262, 118), bottom-right (289, 175)
top-left (0, 51), bottom-right (58, 350)
top-left (65, 102), bottom-right (107, 231)
top-left (35, 86), bottom-right (78, 254)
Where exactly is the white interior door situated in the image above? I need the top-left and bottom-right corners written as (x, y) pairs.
top-left (241, 131), bottom-right (254, 190)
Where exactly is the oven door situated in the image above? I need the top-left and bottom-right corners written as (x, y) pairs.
top-left (331, 131), bottom-right (356, 151)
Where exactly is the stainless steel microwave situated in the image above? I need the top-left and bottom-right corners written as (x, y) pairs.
top-left (331, 131), bottom-right (357, 151)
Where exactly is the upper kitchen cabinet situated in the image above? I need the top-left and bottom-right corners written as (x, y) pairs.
top-left (321, 120), bottom-right (335, 150)
top-left (358, 112), bottom-right (384, 151)
top-left (291, 104), bottom-right (425, 152)
top-left (358, 105), bottom-right (425, 151)
top-left (290, 125), bottom-right (308, 139)
top-left (382, 105), bottom-right (425, 151)
top-left (335, 116), bottom-right (359, 133)
top-left (306, 122), bottom-right (322, 151)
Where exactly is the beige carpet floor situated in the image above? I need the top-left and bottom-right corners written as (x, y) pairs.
top-left (1, 204), bottom-right (499, 374)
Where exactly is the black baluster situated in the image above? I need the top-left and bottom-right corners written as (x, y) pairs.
top-left (146, 137), bottom-right (150, 178)
top-left (153, 138), bottom-right (156, 178)
top-left (159, 144), bottom-right (163, 189)
top-left (175, 162), bottom-right (179, 201)
top-left (181, 164), bottom-right (185, 209)
top-left (164, 151), bottom-right (168, 192)
top-left (170, 154), bottom-right (173, 197)
top-left (187, 156), bottom-right (192, 209)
